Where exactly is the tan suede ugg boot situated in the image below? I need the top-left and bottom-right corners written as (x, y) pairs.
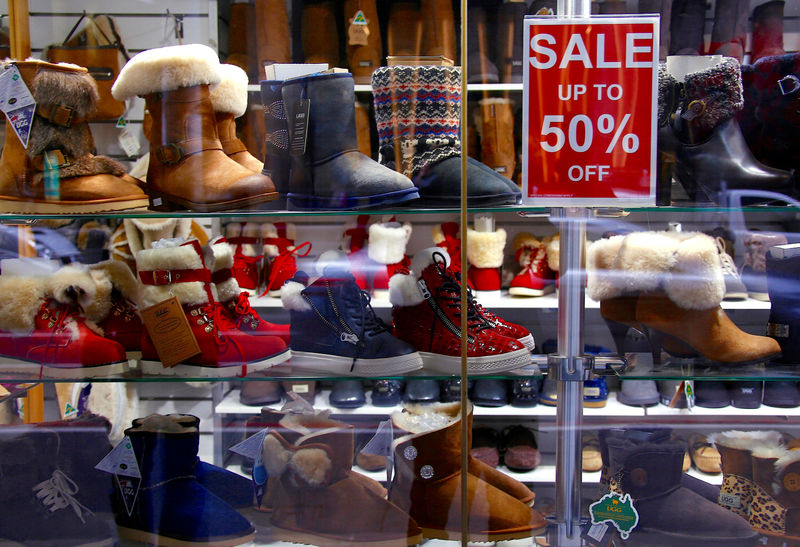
top-left (0, 60), bottom-right (147, 213)
top-left (210, 64), bottom-right (264, 173)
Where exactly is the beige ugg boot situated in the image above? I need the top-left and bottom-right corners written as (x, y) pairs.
top-left (466, 226), bottom-right (506, 292)
top-left (368, 220), bottom-right (412, 298)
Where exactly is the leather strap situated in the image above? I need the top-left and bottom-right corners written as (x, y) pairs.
top-left (31, 150), bottom-right (70, 171)
top-left (229, 236), bottom-right (259, 245)
top-left (138, 268), bottom-right (211, 286)
top-left (156, 138), bottom-right (222, 165)
top-left (36, 104), bottom-right (87, 127)
top-left (211, 268), bottom-right (233, 284)
top-left (220, 139), bottom-right (248, 155)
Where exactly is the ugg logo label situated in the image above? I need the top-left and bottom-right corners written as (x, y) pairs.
top-left (420, 465), bottom-right (434, 479)
top-left (403, 446), bottom-right (417, 461)
top-left (719, 492), bottom-right (741, 508)
top-left (784, 472), bottom-right (800, 491)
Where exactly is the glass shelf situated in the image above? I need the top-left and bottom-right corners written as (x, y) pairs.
top-left (614, 352), bottom-right (800, 381)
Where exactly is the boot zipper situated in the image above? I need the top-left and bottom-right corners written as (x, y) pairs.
top-left (301, 285), bottom-right (360, 346)
top-left (417, 279), bottom-right (474, 343)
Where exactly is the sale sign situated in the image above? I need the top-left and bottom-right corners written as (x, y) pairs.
top-left (522, 16), bottom-right (658, 206)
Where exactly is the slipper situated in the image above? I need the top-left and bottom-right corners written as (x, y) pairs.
top-left (582, 434), bottom-right (602, 472)
top-left (470, 425), bottom-right (500, 468)
top-left (689, 434), bottom-right (722, 474)
top-left (501, 425), bottom-right (541, 472)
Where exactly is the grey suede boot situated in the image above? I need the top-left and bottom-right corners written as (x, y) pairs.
top-left (279, 73), bottom-right (419, 210)
top-left (669, 0), bottom-right (705, 55)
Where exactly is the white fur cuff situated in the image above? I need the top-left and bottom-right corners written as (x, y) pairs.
top-left (281, 281), bottom-right (311, 311)
top-left (411, 247), bottom-right (450, 276)
top-left (466, 228), bottom-right (507, 268)
top-left (209, 64), bottom-right (249, 117)
top-left (389, 273), bottom-right (424, 307)
top-left (368, 222), bottom-right (411, 264)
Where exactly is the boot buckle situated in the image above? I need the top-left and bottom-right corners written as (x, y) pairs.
top-left (156, 143), bottom-right (185, 165)
top-left (152, 270), bottom-right (173, 285)
top-left (778, 75), bottom-right (800, 97)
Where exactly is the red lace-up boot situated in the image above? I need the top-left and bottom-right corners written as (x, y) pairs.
top-left (466, 225), bottom-right (506, 293)
top-left (262, 222), bottom-right (312, 297)
top-left (0, 265), bottom-right (127, 378)
top-left (225, 222), bottom-right (262, 293)
top-left (368, 220), bottom-right (412, 298)
top-left (342, 214), bottom-right (371, 290)
top-left (86, 260), bottom-right (144, 358)
top-left (508, 232), bottom-right (557, 297)
top-left (136, 240), bottom-right (290, 376)
top-left (208, 237), bottom-right (290, 343)
top-left (389, 247), bottom-right (529, 374)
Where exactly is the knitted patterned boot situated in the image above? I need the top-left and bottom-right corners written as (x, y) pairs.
top-left (371, 65), bottom-right (520, 206)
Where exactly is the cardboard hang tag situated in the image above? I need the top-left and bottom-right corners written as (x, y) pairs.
top-left (140, 296), bottom-right (201, 368)
top-left (0, 65), bottom-right (36, 149)
top-left (95, 436), bottom-right (142, 516)
top-left (288, 99), bottom-right (311, 156)
top-left (348, 10), bottom-right (370, 46)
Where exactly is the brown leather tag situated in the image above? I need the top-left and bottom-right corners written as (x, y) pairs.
top-left (348, 11), bottom-right (370, 46)
top-left (141, 297), bottom-right (201, 368)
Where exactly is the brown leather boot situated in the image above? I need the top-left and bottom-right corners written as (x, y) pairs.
top-left (112, 44), bottom-right (277, 211)
top-left (354, 100), bottom-right (373, 157)
top-left (210, 64), bottom-right (264, 173)
top-left (301, 0), bottom-right (341, 66)
top-left (496, 1), bottom-right (527, 82)
top-left (477, 98), bottom-right (516, 179)
top-left (254, 0), bottom-right (291, 79)
top-left (343, 0), bottom-right (382, 84)
top-left (420, 0), bottom-right (457, 60)
top-left (387, 2), bottom-right (422, 57)
top-left (226, 0), bottom-right (257, 79)
top-left (0, 60), bottom-right (147, 213)
top-left (390, 402), bottom-right (546, 541)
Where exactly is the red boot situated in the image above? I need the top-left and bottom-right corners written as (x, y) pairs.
top-left (136, 240), bottom-right (290, 376)
top-left (262, 222), bottom-right (311, 297)
top-left (368, 220), bottom-right (412, 297)
top-left (0, 265), bottom-right (127, 378)
top-left (225, 222), bottom-right (262, 293)
top-left (508, 233), bottom-right (557, 297)
top-left (433, 221), bottom-right (464, 273)
top-left (208, 238), bottom-right (290, 343)
top-left (87, 260), bottom-right (144, 358)
top-left (466, 225), bottom-right (506, 293)
top-left (390, 247), bottom-right (529, 374)
top-left (342, 214), bottom-right (371, 290)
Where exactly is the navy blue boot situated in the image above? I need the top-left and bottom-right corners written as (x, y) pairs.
top-left (280, 252), bottom-right (423, 376)
top-left (115, 415), bottom-right (254, 546)
top-left (767, 244), bottom-right (800, 363)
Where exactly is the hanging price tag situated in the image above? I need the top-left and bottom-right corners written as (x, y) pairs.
top-left (0, 65), bottom-right (36, 148)
top-left (95, 436), bottom-right (141, 516)
top-left (348, 10), bottom-right (370, 46)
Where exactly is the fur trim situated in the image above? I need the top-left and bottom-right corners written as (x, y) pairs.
top-left (130, 414), bottom-right (197, 433)
top-left (0, 276), bottom-right (46, 332)
top-left (86, 268), bottom-right (113, 323)
top-left (91, 260), bottom-right (139, 302)
top-left (281, 281), bottom-right (311, 311)
top-left (466, 228), bottom-right (506, 268)
top-left (261, 223), bottom-right (278, 257)
top-left (135, 245), bottom-right (208, 308)
top-left (209, 64), bottom-right (248, 117)
top-left (432, 224), bottom-right (446, 245)
top-left (546, 236), bottom-right (560, 272)
top-left (512, 232), bottom-right (539, 252)
top-left (124, 218), bottom-right (193, 255)
top-left (315, 250), bottom-right (351, 277)
top-left (368, 222), bottom-right (411, 264)
top-left (226, 222), bottom-right (260, 257)
top-left (111, 43), bottom-right (222, 101)
top-left (586, 235), bottom-right (625, 301)
top-left (388, 273), bottom-right (424, 307)
top-left (262, 433), bottom-right (292, 476)
top-left (32, 66), bottom-right (98, 119)
top-left (709, 430), bottom-right (784, 451)
top-left (262, 432), bottom-right (332, 487)
top-left (209, 239), bottom-right (241, 303)
top-left (391, 402), bottom-right (463, 434)
top-left (753, 446), bottom-right (790, 459)
top-left (411, 247), bottom-right (450, 276)
top-left (47, 266), bottom-right (95, 308)
top-left (774, 450), bottom-right (800, 473)
top-left (663, 233), bottom-right (724, 310)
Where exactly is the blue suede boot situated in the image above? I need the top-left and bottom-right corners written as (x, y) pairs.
top-left (115, 415), bottom-right (254, 546)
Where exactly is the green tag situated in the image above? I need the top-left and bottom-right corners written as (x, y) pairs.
top-left (684, 380), bottom-right (695, 409)
top-left (589, 492), bottom-right (639, 540)
top-left (351, 10), bottom-right (367, 24)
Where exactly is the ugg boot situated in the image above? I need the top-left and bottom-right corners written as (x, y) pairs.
top-left (281, 251), bottom-right (423, 376)
top-left (107, 218), bottom-right (204, 273)
top-left (749, 446), bottom-right (800, 540)
top-left (767, 244), bottom-right (800, 363)
top-left (343, 0), bottom-right (382, 84)
top-left (390, 247), bottom-right (529, 374)
top-left (259, 80), bottom-right (290, 203)
top-left (476, 98), bottom-right (516, 178)
top-left (302, 0), bottom-right (340, 66)
top-left (669, 0), bottom-right (705, 55)
top-left (354, 100), bottom-right (373, 157)
top-left (208, 237), bottom-right (290, 343)
top-left (86, 259), bottom-right (143, 357)
top-left (368, 220), bottom-right (412, 297)
top-left (587, 231), bottom-right (782, 364)
top-left (387, 2), bottom-right (422, 57)
top-left (254, 0), bottom-right (291, 78)
top-left (210, 64), bottom-right (264, 173)
top-left (390, 402), bottom-right (547, 541)
top-left (0, 424), bottom-right (115, 546)
top-left (262, 221), bottom-right (311, 297)
top-left (343, 214), bottom-right (371, 289)
top-left (136, 239), bottom-right (290, 376)
top-left (466, 225), bottom-right (506, 292)
top-left (225, 222), bottom-right (262, 293)
top-left (432, 221), bottom-right (463, 273)
top-left (708, 0), bottom-right (749, 61)
top-left (741, 231), bottom-right (787, 301)
top-left (710, 430), bottom-right (784, 520)
top-left (0, 60), bottom-right (147, 214)
top-left (281, 72), bottom-right (419, 209)
top-left (115, 415), bottom-right (255, 546)
top-left (639, 0), bottom-right (671, 59)
top-left (371, 65), bottom-right (520, 206)
top-left (0, 264), bottom-right (128, 378)
top-left (496, 1), bottom-right (527, 82)
top-left (112, 44), bottom-right (278, 211)
top-left (262, 412), bottom-right (423, 545)
top-left (657, 57), bottom-right (795, 203)
top-left (751, 1), bottom-right (786, 63)
top-left (467, 5), bottom-right (499, 83)
top-left (226, 0), bottom-right (257, 78)
top-left (420, 0), bottom-right (457, 60)
top-left (606, 435), bottom-right (760, 545)
top-left (508, 232), bottom-right (557, 297)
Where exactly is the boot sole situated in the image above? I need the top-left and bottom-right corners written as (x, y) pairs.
top-left (519, 334), bottom-right (535, 352)
top-left (270, 526), bottom-right (423, 546)
top-left (509, 286), bottom-right (556, 297)
top-left (0, 197), bottom-right (149, 214)
top-left (286, 188), bottom-right (419, 210)
top-left (420, 525), bottom-right (544, 542)
top-left (117, 526), bottom-right (255, 547)
top-left (414, 193), bottom-right (519, 207)
top-left (140, 348), bottom-right (291, 377)
top-left (0, 536), bottom-right (114, 547)
top-left (289, 351), bottom-right (424, 377)
top-left (622, 526), bottom-right (762, 546)
top-left (419, 348), bottom-right (531, 375)
top-left (0, 357), bottom-right (128, 378)
top-left (148, 190), bottom-right (278, 212)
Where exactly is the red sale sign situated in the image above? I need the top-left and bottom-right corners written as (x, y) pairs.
top-left (522, 16), bottom-right (658, 206)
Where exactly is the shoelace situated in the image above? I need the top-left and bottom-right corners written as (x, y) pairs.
top-left (433, 254), bottom-right (488, 333)
top-left (32, 469), bottom-right (91, 524)
top-left (196, 303), bottom-right (249, 371)
top-left (263, 241), bottom-right (312, 295)
top-left (715, 237), bottom-right (741, 279)
top-left (231, 292), bottom-right (260, 324)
